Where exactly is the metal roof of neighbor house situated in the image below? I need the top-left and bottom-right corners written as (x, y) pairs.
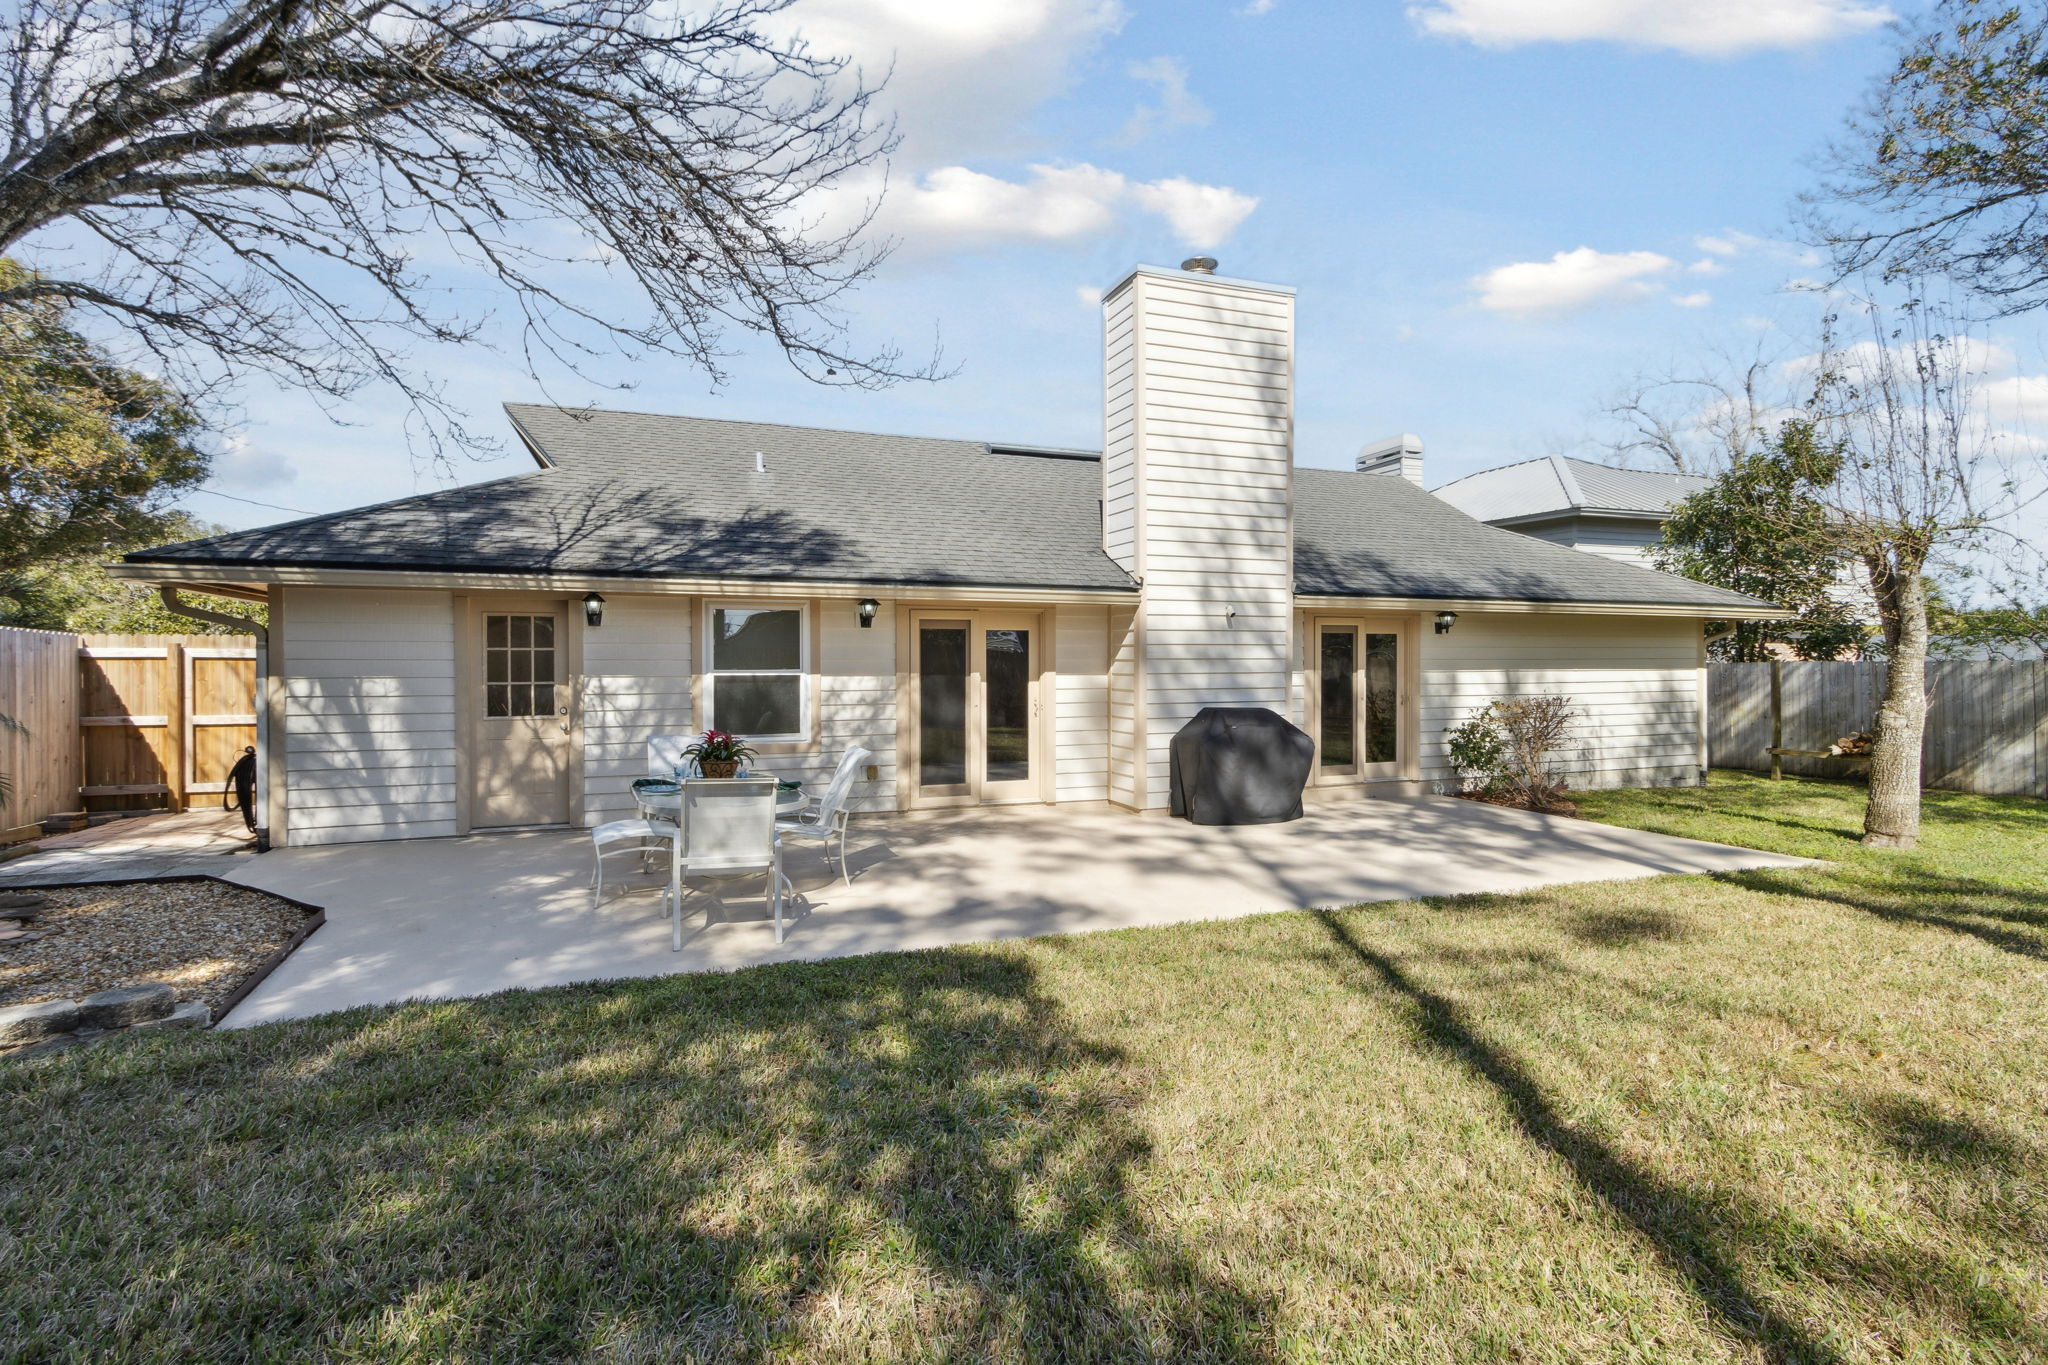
top-left (1431, 455), bottom-right (1709, 524)
top-left (125, 405), bottom-right (1770, 612)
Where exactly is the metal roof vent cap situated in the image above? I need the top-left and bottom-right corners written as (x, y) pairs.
top-left (1181, 256), bottom-right (1218, 275)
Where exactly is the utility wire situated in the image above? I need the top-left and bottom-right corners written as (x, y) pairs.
top-left (188, 486), bottom-right (318, 516)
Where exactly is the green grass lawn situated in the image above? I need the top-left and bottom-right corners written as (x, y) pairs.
top-left (4, 772), bottom-right (2045, 1362)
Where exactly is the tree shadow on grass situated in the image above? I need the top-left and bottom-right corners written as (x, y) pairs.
top-left (0, 949), bottom-right (1275, 1362)
top-left (1716, 865), bottom-right (2048, 962)
top-left (1307, 909), bottom-right (2047, 1364)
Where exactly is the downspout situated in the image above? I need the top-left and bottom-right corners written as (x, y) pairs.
top-left (158, 586), bottom-right (272, 852)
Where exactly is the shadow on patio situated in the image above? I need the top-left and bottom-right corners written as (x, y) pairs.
top-left (220, 796), bottom-right (1810, 1025)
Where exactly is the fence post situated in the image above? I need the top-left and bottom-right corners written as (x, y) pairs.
top-left (1769, 658), bottom-right (1783, 782)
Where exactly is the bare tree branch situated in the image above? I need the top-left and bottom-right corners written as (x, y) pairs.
top-left (0, 0), bottom-right (937, 463)
top-left (1811, 0), bottom-right (2048, 315)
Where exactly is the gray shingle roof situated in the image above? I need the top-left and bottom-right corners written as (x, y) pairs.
top-left (130, 406), bottom-right (1135, 592)
top-left (1432, 455), bottom-right (1708, 523)
top-left (127, 405), bottom-right (1772, 613)
top-left (1296, 470), bottom-right (1764, 610)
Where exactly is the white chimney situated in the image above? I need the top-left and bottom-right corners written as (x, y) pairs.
top-left (1101, 259), bottom-right (1295, 812)
top-left (1357, 434), bottom-right (1424, 484)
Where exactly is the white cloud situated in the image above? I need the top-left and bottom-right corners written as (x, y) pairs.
top-left (1409, 0), bottom-right (1891, 56)
top-left (1687, 258), bottom-right (1726, 275)
top-left (885, 163), bottom-right (1256, 250)
top-left (1119, 55), bottom-right (1211, 142)
top-left (1128, 177), bottom-right (1259, 250)
top-left (1695, 232), bottom-right (1752, 257)
top-left (1472, 247), bottom-right (1675, 314)
top-left (775, 0), bottom-right (1127, 163)
top-left (211, 433), bottom-right (298, 491)
top-left (776, 2), bottom-right (1258, 256)
top-left (1672, 291), bottom-right (1713, 308)
top-left (894, 163), bottom-right (1126, 242)
top-left (1076, 285), bottom-right (1104, 308)
top-left (1237, 0), bottom-right (1279, 14)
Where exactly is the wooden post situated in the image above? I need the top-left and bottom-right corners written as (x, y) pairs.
top-left (1769, 658), bottom-right (1783, 782)
top-left (166, 640), bottom-right (188, 812)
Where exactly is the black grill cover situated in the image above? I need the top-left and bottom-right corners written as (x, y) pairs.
top-left (1169, 707), bottom-right (1315, 825)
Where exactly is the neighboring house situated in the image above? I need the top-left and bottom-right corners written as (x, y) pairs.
top-left (1430, 455), bottom-right (1708, 568)
top-left (115, 262), bottom-right (1784, 848)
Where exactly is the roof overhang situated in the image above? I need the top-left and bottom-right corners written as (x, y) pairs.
top-left (1292, 593), bottom-right (1792, 620)
top-left (109, 560), bottom-right (1139, 605)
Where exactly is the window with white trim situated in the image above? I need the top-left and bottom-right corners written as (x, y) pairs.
top-left (704, 603), bottom-right (808, 742)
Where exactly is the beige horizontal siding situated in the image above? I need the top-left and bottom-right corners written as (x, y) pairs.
top-left (281, 586), bottom-right (458, 846)
top-left (1418, 614), bottom-right (1703, 790)
top-left (1055, 606), bottom-right (1111, 803)
top-left (581, 594), bottom-right (694, 825)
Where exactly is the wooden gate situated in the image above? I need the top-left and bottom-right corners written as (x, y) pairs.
top-left (78, 635), bottom-right (258, 812)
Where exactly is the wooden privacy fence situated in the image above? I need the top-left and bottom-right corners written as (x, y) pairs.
top-left (79, 635), bottom-right (258, 813)
top-left (1710, 660), bottom-right (2048, 798)
top-left (0, 627), bottom-right (258, 828)
top-left (0, 627), bottom-right (81, 837)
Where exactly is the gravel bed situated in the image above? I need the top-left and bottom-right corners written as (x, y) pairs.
top-left (0, 881), bottom-right (310, 1014)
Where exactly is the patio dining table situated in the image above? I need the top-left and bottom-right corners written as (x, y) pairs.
top-left (634, 777), bottom-right (806, 936)
top-left (634, 777), bottom-right (807, 825)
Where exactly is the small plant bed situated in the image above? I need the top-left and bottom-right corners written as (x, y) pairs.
top-left (0, 879), bottom-right (318, 1023)
top-left (1451, 785), bottom-right (1580, 816)
top-left (1444, 694), bottom-right (1583, 815)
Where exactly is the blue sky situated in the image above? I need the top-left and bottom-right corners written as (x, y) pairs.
top-left (183, 0), bottom-right (2036, 531)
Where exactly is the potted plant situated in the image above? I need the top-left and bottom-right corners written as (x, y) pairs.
top-left (683, 728), bottom-right (757, 780)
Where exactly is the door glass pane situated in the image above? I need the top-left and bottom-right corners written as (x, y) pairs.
top-left (1364, 633), bottom-right (1398, 765)
top-left (919, 625), bottom-right (968, 787)
top-left (985, 629), bottom-right (1030, 784)
top-left (483, 614), bottom-right (557, 719)
top-left (1319, 630), bottom-right (1356, 768)
top-left (713, 608), bottom-right (801, 669)
top-left (711, 675), bottom-right (801, 736)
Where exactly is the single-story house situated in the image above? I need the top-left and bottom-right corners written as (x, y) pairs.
top-left (116, 262), bottom-right (1784, 847)
top-left (1429, 454), bottom-right (1710, 567)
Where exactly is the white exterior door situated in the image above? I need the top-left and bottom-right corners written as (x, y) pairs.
top-left (909, 610), bottom-right (1043, 808)
top-left (472, 605), bottom-right (572, 827)
top-left (1310, 615), bottom-right (1409, 785)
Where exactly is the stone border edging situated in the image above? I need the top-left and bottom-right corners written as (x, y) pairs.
top-left (0, 874), bottom-right (326, 1036)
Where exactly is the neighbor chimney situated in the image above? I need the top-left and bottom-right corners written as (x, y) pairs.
top-left (1100, 261), bottom-right (1295, 812)
top-left (1357, 434), bottom-right (1423, 484)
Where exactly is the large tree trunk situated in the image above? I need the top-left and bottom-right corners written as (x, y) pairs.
top-left (1862, 552), bottom-right (1928, 849)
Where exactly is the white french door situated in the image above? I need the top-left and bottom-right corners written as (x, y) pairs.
top-left (1311, 616), bottom-right (1408, 784)
top-left (910, 611), bottom-right (1042, 808)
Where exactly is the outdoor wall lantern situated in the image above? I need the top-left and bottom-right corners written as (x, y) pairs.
top-left (858, 598), bottom-right (880, 629)
top-left (1433, 610), bottom-right (1458, 635)
top-left (583, 592), bottom-right (606, 628)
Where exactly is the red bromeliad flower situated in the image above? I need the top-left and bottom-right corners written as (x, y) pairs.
top-left (684, 728), bottom-right (757, 764)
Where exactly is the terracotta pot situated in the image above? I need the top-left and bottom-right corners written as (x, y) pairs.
top-left (699, 758), bottom-right (741, 779)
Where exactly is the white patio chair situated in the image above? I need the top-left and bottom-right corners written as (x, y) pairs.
top-left (648, 734), bottom-right (698, 782)
top-left (775, 745), bottom-right (870, 887)
top-left (640, 735), bottom-right (698, 823)
top-left (674, 777), bottom-right (792, 949)
top-left (590, 818), bottom-right (679, 912)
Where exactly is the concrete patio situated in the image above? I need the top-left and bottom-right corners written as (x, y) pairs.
top-left (216, 796), bottom-right (1810, 1026)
